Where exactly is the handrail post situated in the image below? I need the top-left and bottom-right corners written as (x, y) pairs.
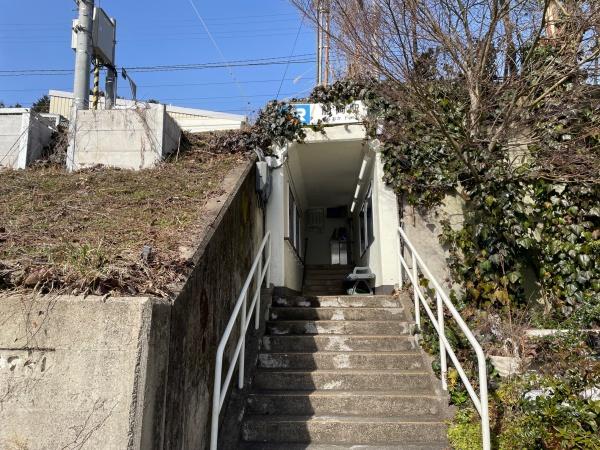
top-left (255, 256), bottom-right (262, 330)
top-left (411, 251), bottom-right (420, 328)
top-left (479, 362), bottom-right (491, 450)
top-left (210, 354), bottom-right (222, 450)
top-left (266, 235), bottom-right (271, 287)
top-left (238, 291), bottom-right (247, 389)
top-left (436, 291), bottom-right (448, 390)
top-left (397, 231), bottom-right (404, 290)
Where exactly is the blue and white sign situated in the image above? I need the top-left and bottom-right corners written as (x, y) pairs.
top-left (292, 101), bottom-right (367, 126)
top-left (294, 104), bottom-right (311, 125)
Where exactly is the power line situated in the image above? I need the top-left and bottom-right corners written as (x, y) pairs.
top-left (187, 0), bottom-right (249, 115)
top-left (0, 78), bottom-right (313, 93)
top-left (0, 12), bottom-right (300, 27)
top-left (277, 15), bottom-right (306, 99)
top-left (0, 55), bottom-right (316, 76)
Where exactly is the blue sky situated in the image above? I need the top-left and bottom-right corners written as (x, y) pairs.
top-left (0, 0), bottom-right (316, 117)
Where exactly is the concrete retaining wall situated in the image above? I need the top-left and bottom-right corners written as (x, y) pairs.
top-left (68, 104), bottom-right (182, 171)
top-left (0, 108), bottom-right (56, 169)
top-left (163, 161), bottom-right (264, 449)
top-left (0, 295), bottom-right (170, 450)
top-left (401, 194), bottom-right (466, 293)
top-left (0, 160), bottom-right (264, 449)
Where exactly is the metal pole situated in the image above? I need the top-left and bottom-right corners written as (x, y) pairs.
top-left (210, 359), bottom-right (222, 450)
top-left (105, 67), bottom-right (116, 110)
top-left (316, 0), bottom-right (322, 85)
top-left (92, 58), bottom-right (100, 110)
top-left (72, 0), bottom-right (94, 114)
top-left (238, 292), bottom-right (247, 389)
top-left (437, 291), bottom-right (448, 390)
top-left (323, 0), bottom-right (330, 86)
top-left (412, 251), bottom-right (420, 328)
top-left (266, 235), bottom-right (271, 287)
top-left (397, 232), bottom-right (403, 290)
top-left (255, 257), bottom-right (262, 330)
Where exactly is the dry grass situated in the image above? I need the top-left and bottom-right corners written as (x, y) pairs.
top-left (0, 144), bottom-right (248, 298)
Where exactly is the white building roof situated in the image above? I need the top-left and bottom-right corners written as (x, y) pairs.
top-left (48, 90), bottom-right (246, 122)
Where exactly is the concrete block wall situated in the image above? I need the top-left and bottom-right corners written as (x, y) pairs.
top-left (68, 104), bottom-right (181, 171)
top-left (0, 109), bottom-right (56, 169)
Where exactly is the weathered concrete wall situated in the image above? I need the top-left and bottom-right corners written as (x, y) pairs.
top-left (0, 160), bottom-right (263, 449)
top-left (0, 109), bottom-right (56, 169)
top-left (401, 194), bottom-right (465, 292)
top-left (163, 161), bottom-right (264, 450)
top-left (0, 295), bottom-right (170, 450)
top-left (68, 104), bottom-right (181, 171)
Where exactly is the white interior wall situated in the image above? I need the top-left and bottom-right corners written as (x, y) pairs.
top-left (266, 165), bottom-right (286, 288)
top-left (352, 148), bottom-right (400, 293)
top-left (305, 215), bottom-right (349, 265)
top-left (283, 164), bottom-right (305, 292)
top-left (266, 124), bottom-right (401, 294)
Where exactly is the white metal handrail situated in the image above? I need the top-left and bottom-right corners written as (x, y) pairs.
top-left (397, 227), bottom-right (490, 450)
top-left (210, 231), bottom-right (271, 450)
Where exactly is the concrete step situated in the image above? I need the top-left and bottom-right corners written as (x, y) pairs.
top-left (303, 289), bottom-right (347, 296)
top-left (306, 265), bottom-right (352, 271)
top-left (258, 352), bottom-right (425, 370)
top-left (252, 370), bottom-right (431, 391)
top-left (241, 415), bottom-right (448, 444)
top-left (304, 272), bottom-right (352, 280)
top-left (273, 296), bottom-right (401, 308)
top-left (269, 307), bottom-right (407, 321)
top-left (304, 279), bottom-right (345, 287)
top-left (240, 444), bottom-right (448, 450)
top-left (266, 320), bottom-right (413, 336)
top-left (246, 391), bottom-right (445, 416)
top-left (262, 335), bottom-right (418, 352)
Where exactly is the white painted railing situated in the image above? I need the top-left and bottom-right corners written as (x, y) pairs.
top-left (397, 227), bottom-right (490, 450)
top-left (210, 231), bottom-right (271, 450)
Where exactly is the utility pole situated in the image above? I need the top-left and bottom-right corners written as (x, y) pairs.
top-left (323, 0), bottom-right (331, 86)
top-left (316, 0), bottom-right (322, 85)
top-left (72, 0), bottom-right (94, 113)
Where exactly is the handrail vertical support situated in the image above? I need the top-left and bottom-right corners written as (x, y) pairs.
top-left (255, 256), bottom-right (262, 330)
top-left (437, 291), bottom-right (448, 391)
top-left (480, 363), bottom-right (491, 450)
top-left (266, 235), bottom-right (271, 287)
top-left (411, 251), bottom-right (420, 328)
top-left (397, 231), bottom-right (404, 290)
top-left (238, 292), bottom-right (247, 389)
top-left (210, 356), bottom-right (222, 450)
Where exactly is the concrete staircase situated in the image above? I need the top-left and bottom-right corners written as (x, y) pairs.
top-left (302, 265), bottom-right (351, 296)
top-left (233, 293), bottom-right (451, 449)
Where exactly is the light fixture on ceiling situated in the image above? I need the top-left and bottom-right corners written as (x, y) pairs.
top-left (358, 157), bottom-right (369, 180)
